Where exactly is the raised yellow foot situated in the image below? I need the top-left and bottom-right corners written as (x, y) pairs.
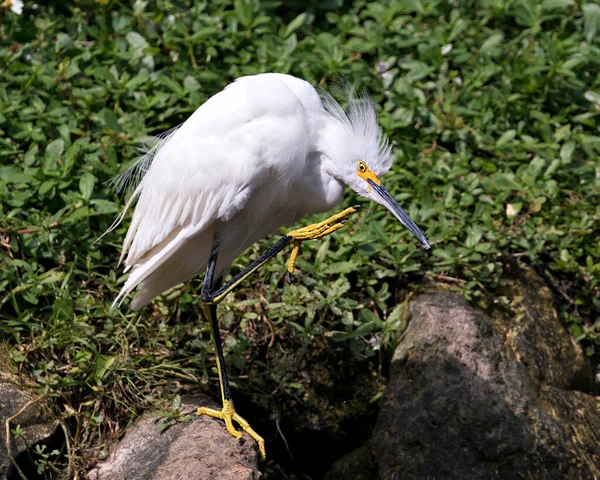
top-left (286, 206), bottom-right (358, 274)
top-left (195, 399), bottom-right (266, 460)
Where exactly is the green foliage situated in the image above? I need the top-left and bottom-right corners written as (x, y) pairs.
top-left (0, 0), bottom-right (599, 475)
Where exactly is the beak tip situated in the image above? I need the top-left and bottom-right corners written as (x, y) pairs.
top-left (367, 178), bottom-right (431, 251)
top-left (419, 237), bottom-right (431, 250)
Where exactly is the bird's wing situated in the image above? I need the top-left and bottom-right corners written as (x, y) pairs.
top-left (112, 75), bottom-right (316, 307)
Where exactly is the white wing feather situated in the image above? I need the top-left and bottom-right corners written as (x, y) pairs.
top-left (95, 127), bottom-right (182, 247)
top-left (112, 74), bottom-right (319, 308)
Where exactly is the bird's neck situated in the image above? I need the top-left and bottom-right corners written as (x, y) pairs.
top-left (288, 152), bottom-right (344, 218)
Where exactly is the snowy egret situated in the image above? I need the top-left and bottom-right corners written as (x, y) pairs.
top-left (110, 73), bottom-right (429, 460)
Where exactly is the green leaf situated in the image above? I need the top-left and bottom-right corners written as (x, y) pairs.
top-left (398, 0), bottom-right (423, 13)
top-left (583, 3), bottom-right (600, 42)
top-left (513, 0), bottom-right (539, 27)
top-left (79, 172), bottom-right (97, 200)
top-left (385, 303), bottom-right (407, 334)
top-left (584, 91), bottom-right (600, 107)
top-left (90, 199), bottom-right (119, 214)
top-left (55, 32), bottom-right (72, 49)
top-left (43, 139), bottom-right (65, 173)
top-left (93, 355), bottom-right (116, 382)
top-left (541, 0), bottom-right (573, 11)
top-left (0, 166), bottom-right (34, 183)
top-left (234, 0), bottom-right (254, 28)
top-left (496, 130), bottom-right (516, 147)
top-left (183, 76), bottom-right (200, 92)
top-left (465, 226), bottom-right (484, 248)
top-left (24, 144), bottom-right (39, 167)
top-left (99, 109), bottom-right (121, 132)
top-left (559, 141), bottom-right (575, 163)
top-left (40, 270), bottom-right (65, 285)
top-left (39, 179), bottom-right (56, 196)
top-left (161, 76), bottom-right (183, 94)
top-left (94, 66), bottom-right (118, 86)
top-left (126, 31), bottom-right (148, 52)
top-left (321, 261), bottom-right (360, 275)
top-left (480, 33), bottom-right (503, 52)
top-left (284, 13), bottom-right (307, 37)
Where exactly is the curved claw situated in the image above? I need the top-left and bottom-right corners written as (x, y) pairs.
top-left (223, 415), bottom-right (242, 439)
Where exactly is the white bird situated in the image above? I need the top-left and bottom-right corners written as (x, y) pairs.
top-left (110, 73), bottom-right (430, 460)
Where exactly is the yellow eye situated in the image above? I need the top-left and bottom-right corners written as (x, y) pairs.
top-left (357, 160), bottom-right (382, 185)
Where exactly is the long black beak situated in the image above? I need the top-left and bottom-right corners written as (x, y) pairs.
top-left (368, 179), bottom-right (430, 249)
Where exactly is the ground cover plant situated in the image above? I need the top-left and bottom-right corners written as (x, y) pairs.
top-left (1, 0), bottom-right (599, 477)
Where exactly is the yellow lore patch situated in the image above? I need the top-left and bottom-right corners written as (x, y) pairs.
top-left (357, 160), bottom-right (381, 185)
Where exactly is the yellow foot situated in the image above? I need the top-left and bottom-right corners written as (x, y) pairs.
top-left (286, 206), bottom-right (357, 273)
top-left (287, 206), bottom-right (357, 242)
top-left (195, 399), bottom-right (266, 460)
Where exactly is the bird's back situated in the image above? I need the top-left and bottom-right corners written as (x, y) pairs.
top-left (113, 74), bottom-right (326, 309)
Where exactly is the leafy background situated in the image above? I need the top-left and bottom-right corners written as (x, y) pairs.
top-left (0, 0), bottom-right (599, 477)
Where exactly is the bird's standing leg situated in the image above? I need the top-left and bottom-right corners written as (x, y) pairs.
top-left (194, 208), bottom-right (357, 460)
top-left (195, 302), bottom-right (266, 460)
top-left (285, 206), bottom-right (358, 274)
top-left (195, 243), bottom-right (279, 460)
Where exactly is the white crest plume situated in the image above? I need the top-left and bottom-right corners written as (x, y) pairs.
top-left (317, 80), bottom-right (394, 177)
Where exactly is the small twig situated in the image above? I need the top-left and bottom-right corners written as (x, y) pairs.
top-left (423, 140), bottom-right (438, 156)
top-left (0, 207), bottom-right (76, 235)
top-left (58, 415), bottom-right (74, 479)
top-left (401, 291), bottom-right (413, 316)
top-left (427, 239), bottom-right (444, 247)
top-left (1, 237), bottom-right (13, 259)
top-left (73, 40), bottom-right (95, 46)
top-left (437, 65), bottom-right (446, 110)
top-left (187, 43), bottom-right (198, 69)
top-left (539, 267), bottom-right (575, 305)
top-left (262, 314), bottom-right (275, 348)
top-left (425, 271), bottom-right (466, 284)
top-left (275, 416), bottom-right (293, 458)
top-left (5, 394), bottom-right (46, 480)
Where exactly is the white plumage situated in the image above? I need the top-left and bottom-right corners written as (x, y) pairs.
top-left (111, 73), bottom-right (428, 310)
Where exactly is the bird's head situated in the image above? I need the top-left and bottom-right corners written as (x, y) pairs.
top-left (318, 91), bottom-right (430, 249)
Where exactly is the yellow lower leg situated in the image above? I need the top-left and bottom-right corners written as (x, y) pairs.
top-left (195, 400), bottom-right (266, 460)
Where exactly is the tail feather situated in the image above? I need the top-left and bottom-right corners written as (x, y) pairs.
top-left (111, 224), bottom-right (215, 310)
top-left (93, 185), bottom-right (142, 250)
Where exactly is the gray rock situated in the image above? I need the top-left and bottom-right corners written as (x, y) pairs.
top-left (0, 345), bottom-right (58, 479)
top-left (327, 270), bottom-right (600, 479)
top-left (324, 442), bottom-right (376, 480)
top-left (87, 397), bottom-right (261, 480)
